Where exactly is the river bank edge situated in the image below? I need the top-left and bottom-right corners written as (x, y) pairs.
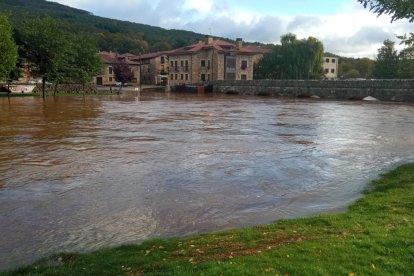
top-left (2, 163), bottom-right (413, 275)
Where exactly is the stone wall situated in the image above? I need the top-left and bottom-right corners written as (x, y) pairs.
top-left (208, 80), bottom-right (414, 102)
top-left (33, 83), bottom-right (98, 94)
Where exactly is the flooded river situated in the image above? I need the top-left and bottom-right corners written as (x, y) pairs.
top-left (1, 92), bottom-right (414, 269)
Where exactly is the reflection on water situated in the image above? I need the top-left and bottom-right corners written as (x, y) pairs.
top-left (1, 92), bottom-right (414, 269)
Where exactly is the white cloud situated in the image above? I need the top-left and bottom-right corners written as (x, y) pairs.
top-left (50, 0), bottom-right (413, 58)
top-left (184, 0), bottom-right (213, 14)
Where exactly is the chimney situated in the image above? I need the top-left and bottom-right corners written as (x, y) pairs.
top-left (236, 38), bottom-right (243, 49)
top-left (205, 35), bottom-right (213, 45)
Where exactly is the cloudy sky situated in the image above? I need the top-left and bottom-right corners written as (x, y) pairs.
top-left (52, 0), bottom-right (412, 58)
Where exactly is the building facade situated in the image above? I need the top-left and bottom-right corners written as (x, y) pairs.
top-left (131, 52), bottom-right (169, 85)
top-left (167, 37), bottom-right (260, 86)
top-left (323, 56), bottom-right (339, 80)
top-left (95, 51), bottom-right (140, 86)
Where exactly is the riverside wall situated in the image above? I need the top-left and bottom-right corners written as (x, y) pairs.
top-left (208, 80), bottom-right (414, 102)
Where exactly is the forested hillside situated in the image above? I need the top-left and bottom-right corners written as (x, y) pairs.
top-left (0, 0), bottom-right (206, 53)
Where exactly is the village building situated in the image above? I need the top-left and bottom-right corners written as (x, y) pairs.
top-left (130, 52), bottom-right (169, 86)
top-left (167, 37), bottom-right (262, 86)
top-left (323, 56), bottom-right (339, 80)
top-left (95, 38), bottom-right (267, 87)
top-left (95, 51), bottom-right (140, 86)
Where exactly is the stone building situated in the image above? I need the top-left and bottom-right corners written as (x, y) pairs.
top-left (95, 51), bottom-right (140, 86)
top-left (167, 37), bottom-right (261, 86)
top-left (131, 52), bottom-right (169, 85)
top-left (323, 56), bottom-right (339, 80)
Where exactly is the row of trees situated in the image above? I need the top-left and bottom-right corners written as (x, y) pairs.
top-left (254, 33), bottom-right (324, 79)
top-left (359, 0), bottom-right (414, 79)
top-left (0, 15), bottom-right (103, 95)
top-left (0, 15), bottom-right (18, 82)
top-left (1, 0), bottom-right (205, 54)
top-left (374, 40), bottom-right (414, 79)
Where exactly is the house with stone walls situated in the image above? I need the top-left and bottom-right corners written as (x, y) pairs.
top-left (130, 52), bottom-right (169, 86)
top-left (167, 36), bottom-right (262, 86)
top-left (95, 51), bottom-right (140, 86)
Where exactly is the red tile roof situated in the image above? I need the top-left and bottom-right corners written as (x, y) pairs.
top-left (168, 38), bottom-right (264, 56)
top-left (99, 51), bottom-right (140, 65)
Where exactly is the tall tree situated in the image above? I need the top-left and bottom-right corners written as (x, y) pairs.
top-left (0, 15), bottom-right (18, 82)
top-left (66, 33), bottom-right (103, 89)
top-left (22, 17), bottom-right (72, 97)
top-left (256, 34), bottom-right (324, 80)
top-left (373, 39), bottom-right (399, 79)
top-left (398, 46), bottom-right (414, 78)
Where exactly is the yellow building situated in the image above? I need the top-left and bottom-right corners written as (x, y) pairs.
top-left (323, 56), bottom-right (339, 80)
top-left (167, 37), bottom-right (260, 86)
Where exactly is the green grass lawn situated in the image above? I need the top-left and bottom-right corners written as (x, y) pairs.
top-left (3, 164), bottom-right (414, 275)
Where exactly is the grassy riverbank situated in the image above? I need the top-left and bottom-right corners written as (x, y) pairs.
top-left (4, 164), bottom-right (414, 275)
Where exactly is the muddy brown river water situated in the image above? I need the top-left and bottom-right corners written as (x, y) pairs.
top-left (1, 92), bottom-right (414, 269)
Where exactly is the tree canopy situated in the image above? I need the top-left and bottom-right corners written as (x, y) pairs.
top-left (358, 0), bottom-right (414, 22)
top-left (372, 39), bottom-right (414, 79)
top-left (0, 0), bottom-right (207, 54)
top-left (0, 15), bottom-right (18, 81)
top-left (113, 60), bottom-right (134, 85)
top-left (255, 34), bottom-right (324, 80)
top-left (19, 16), bottom-right (102, 95)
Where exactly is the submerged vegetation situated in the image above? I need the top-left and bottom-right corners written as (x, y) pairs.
top-left (3, 163), bottom-right (414, 275)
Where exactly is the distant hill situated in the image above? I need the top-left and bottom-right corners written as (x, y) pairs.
top-left (0, 0), bottom-right (207, 53)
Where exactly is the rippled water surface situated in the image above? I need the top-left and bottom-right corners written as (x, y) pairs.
top-left (1, 92), bottom-right (414, 269)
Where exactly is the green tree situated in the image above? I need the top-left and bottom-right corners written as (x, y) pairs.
top-left (67, 34), bottom-right (102, 89)
top-left (359, 0), bottom-right (414, 47)
top-left (343, 69), bottom-right (361, 79)
top-left (22, 17), bottom-right (72, 96)
top-left (358, 0), bottom-right (414, 22)
top-left (373, 39), bottom-right (399, 79)
top-left (398, 46), bottom-right (414, 78)
top-left (258, 34), bottom-right (324, 80)
top-left (0, 15), bottom-right (18, 82)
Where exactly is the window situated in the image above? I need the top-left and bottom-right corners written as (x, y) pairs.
top-left (201, 74), bottom-right (206, 81)
top-left (181, 74), bottom-right (184, 80)
top-left (207, 74), bottom-right (210, 81)
top-left (170, 74), bottom-right (174, 80)
top-left (226, 56), bottom-right (236, 69)
top-left (331, 69), bottom-right (335, 73)
top-left (161, 56), bottom-right (165, 64)
top-left (175, 74), bottom-right (178, 80)
top-left (241, 60), bottom-right (248, 70)
top-left (185, 74), bottom-right (189, 80)
top-left (181, 60), bottom-right (184, 67)
top-left (109, 67), bottom-right (113, 74)
top-left (207, 60), bottom-right (210, 69)
top-left (170, 61), bottom-right (174, 67)
top-left (225, 73), bottom-right (236, 80)
top-left (185, 60), bottom-right (189, 67)
top-left (201, 60), bottom-right (206, 67)
top-left (324, 68), bottom-right (329, 74)
top-left (325, 58), bottom-right (330, 63)
top-left (332, 59), bottom-right (336, 63)
top-left (109, 77), bottom-right (113, 82)
top-left (241, 74), bottom-right (247, 80)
